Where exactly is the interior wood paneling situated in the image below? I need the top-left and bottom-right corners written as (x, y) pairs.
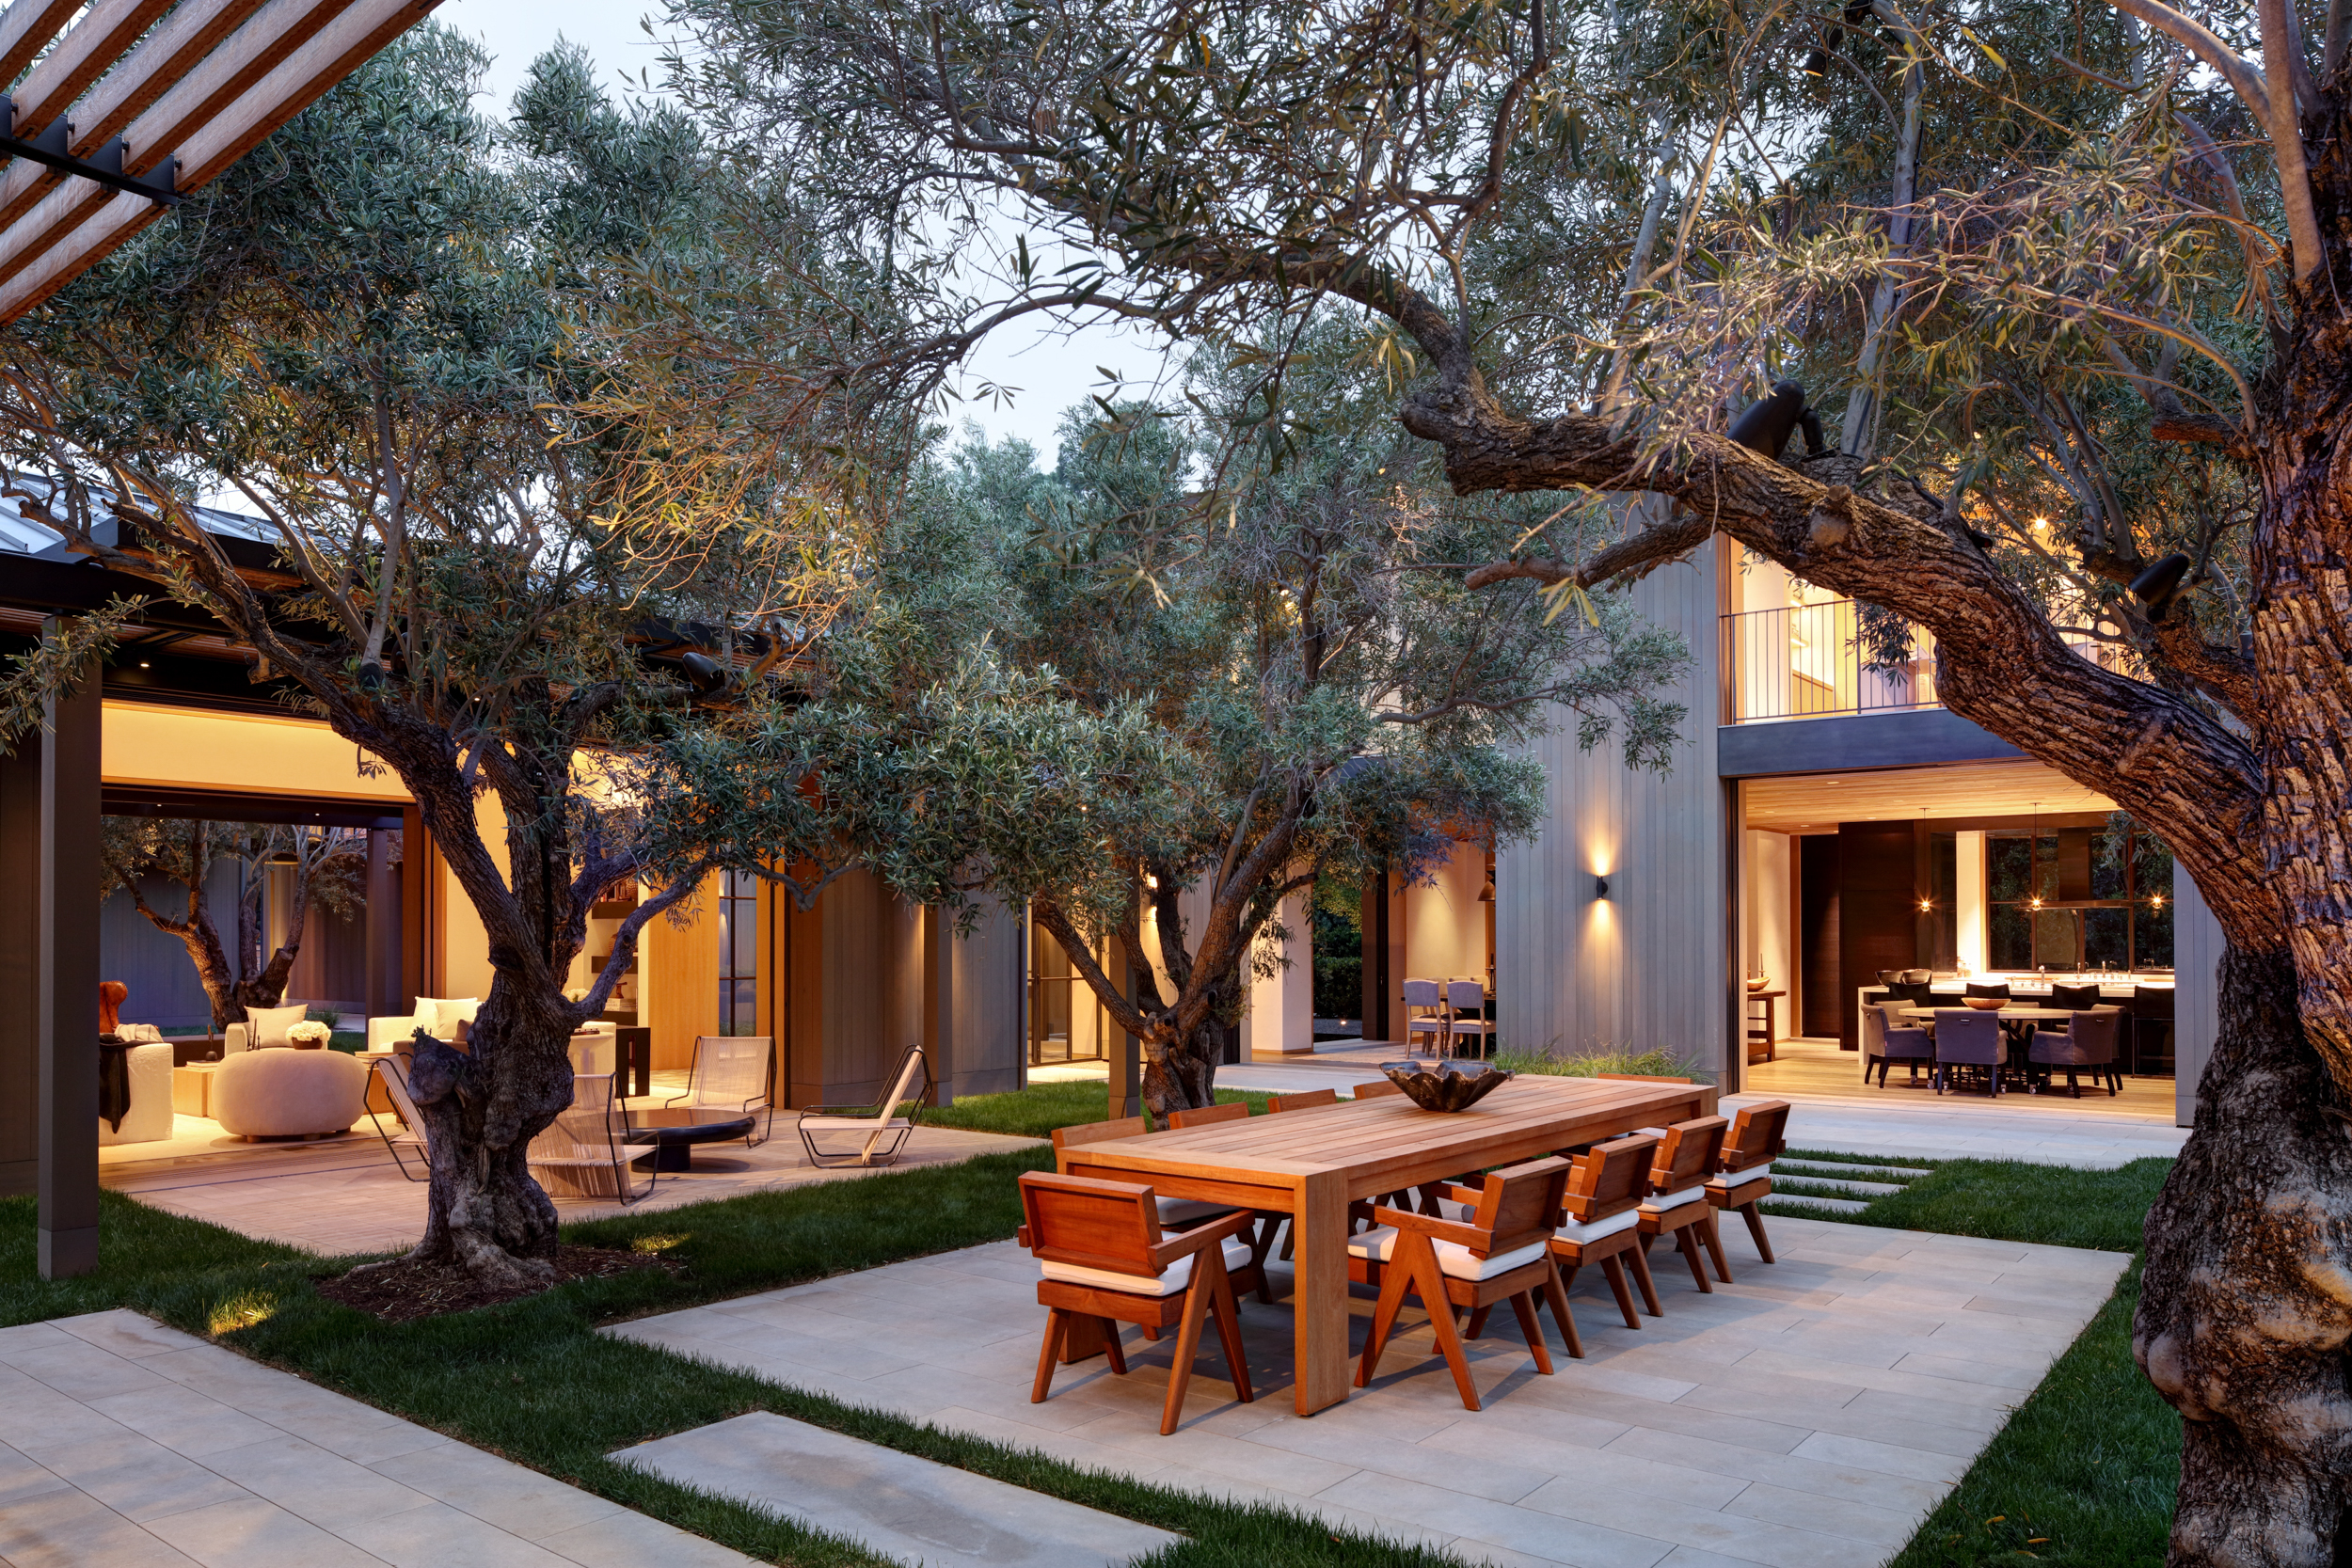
top-left (643, 872), bottom-right (719, 1071)
top-left (1742, 759), bottom-right (2113, 832)
top-left (1798, 832), bottom-right (1840, 1038)
top-left (1837, 820), bottom-right (1919, 1050)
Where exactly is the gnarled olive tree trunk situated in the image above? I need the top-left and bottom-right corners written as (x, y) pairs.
top-left (2137, 946), bottom-right (2352, 1565)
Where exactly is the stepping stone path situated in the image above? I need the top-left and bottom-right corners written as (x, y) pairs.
top-left (614, 1411), bottom-right (1180, 1568)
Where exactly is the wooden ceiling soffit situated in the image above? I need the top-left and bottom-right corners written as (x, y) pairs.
top-left (0, 0), bottom-right (438, 324)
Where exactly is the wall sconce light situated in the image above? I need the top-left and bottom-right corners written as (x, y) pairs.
top-left (1916, 896), bottom-right (1932, 912)
top-left (2027, 895), bottom-right (2043, 911)
top-left (1595, 877), bottom-right (1611, 899)
top-left (2150, 893), bottom-right (2166, 909)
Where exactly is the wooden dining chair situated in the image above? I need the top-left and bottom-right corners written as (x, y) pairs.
top-left (1549, 1134), bottom-right (1662, 1332)
top-left (1348, 1158), bottom-right (1576, 1410)
top-left (1163, 1099), bottom-right (1282, 1296)
top-left (1018, 1172), bottom-right (1262, 1434)
top-left (1637, 1117), bottom-right (1734, 1291)
top-left (1353, 1080), bottom-right (1405, 1100)
top-left (1266, 1088), bottom-right (1339, 1112)
top-left (1706, 1101), bottom-right (1789, 1264)
top-left (1052, 1116), bottom-right (1240, 1231)
top-left (1402, 978), bottom-right (1447, 1055)
top-left (1168, 1101), bottom-right (1249, 1129)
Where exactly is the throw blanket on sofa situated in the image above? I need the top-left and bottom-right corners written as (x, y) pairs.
top-left (97, 1037), bottom-right (131, 1131)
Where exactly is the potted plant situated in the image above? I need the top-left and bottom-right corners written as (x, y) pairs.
top-left (286, 1020), bottom-right (333, 1051)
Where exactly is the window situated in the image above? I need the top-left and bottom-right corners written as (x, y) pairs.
top-left (1987, 819), bottom-right (2173, 972)
top-left (717, 869), bottom-right (758, 1035)
top-left (1029, 917), bottom-right (1107, 1065)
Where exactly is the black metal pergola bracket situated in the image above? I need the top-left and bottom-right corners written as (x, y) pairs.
top-left (0, 97), bottom-right (180, 208)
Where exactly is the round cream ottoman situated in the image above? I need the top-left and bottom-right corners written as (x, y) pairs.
top-left (212, 1048), bottom-right (369, 1139)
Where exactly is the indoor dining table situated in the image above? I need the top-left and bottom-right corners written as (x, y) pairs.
top-left (1055, 1072), bottom-right (1718, 1414)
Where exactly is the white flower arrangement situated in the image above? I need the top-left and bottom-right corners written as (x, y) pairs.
top-left (286, 1020), bottom-right (333, 1047)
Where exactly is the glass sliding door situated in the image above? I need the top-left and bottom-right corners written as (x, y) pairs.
top-left (716, 868), bottom-right (758, 1035)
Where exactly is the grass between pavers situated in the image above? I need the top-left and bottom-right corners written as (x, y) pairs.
top-left (1757, 1150), bottom-right (2178, 1567)
top-left (2, 1137), bottom-right (1457, 1568)
top-left (919, 1077), bottom-right (1270, 1139)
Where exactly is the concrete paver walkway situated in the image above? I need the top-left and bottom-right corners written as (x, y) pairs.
top-left (0, 1310), bottom-right (760, 1568)
top-left (616, 1412), bottom-right (1179, 1568)
top-left (609, 1216), bottom-right (2130, 1568)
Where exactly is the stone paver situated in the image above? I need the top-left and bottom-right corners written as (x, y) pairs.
top-left (103, 1106), bottom-right (1038, 1258)
top-left (0, 1310), bottom-right (761, 1568)
top-left (615, 1412), bottom-right (1180, 1568)
top-left (606, 1216), bottom-right (2130, 1568)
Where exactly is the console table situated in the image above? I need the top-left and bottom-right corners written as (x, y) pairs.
top-left (1745, 990), bottom-right (1785, 1064)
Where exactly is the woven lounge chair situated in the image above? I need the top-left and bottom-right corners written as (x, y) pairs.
top-left (665, 1035), bottom-right (775, 1147)
top-left (528, 1073), bottom-right (649, 1204)
top-left (367, 1055), bottom-right (430, 1181)
top-left (797, 1043), bottom-right (930, 1167)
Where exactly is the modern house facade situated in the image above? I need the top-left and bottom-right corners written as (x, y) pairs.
top-left (1495, 538), bottom-right (2216, 1125)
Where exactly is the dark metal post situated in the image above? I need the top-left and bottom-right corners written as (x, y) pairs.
top-left (39, 619), bottom-right (101, 1277)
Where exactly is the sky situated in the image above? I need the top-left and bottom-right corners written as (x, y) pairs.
top-left (438, 0), bottom-right (1162, 467)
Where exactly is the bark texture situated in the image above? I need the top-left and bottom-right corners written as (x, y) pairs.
top-left (2138, 947), bottom-right (2352, 1566)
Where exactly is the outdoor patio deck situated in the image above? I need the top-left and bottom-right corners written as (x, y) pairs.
top-left (99, 1071), bottom-right (1035, 1257)
top-left (610, 1216), bottom-right (2131, 1568)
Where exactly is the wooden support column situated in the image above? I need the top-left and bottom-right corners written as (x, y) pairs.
top-left (0, 729), bottom-right (39, 1197)
top-left (39, 619), bottom-right (101, 1278)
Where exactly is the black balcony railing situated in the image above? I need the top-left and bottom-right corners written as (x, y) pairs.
top-left (1721, 599), bottom-right (1940, 723)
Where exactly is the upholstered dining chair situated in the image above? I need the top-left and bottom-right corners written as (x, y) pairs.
top-left (1707, 1101), bottom-right (1790, 1263)
top-left (2030, 1006), bottom-right (2124, 1097)
top-left (1931, 1008), bottom-right (2007, 1096)
top-left (1638, 1117), bottom-right (1733, 1291)
top-left (1349, 1158), bottom-right (1576, 1410)
top-left (1862, 1003), bottom-right (1935, 1086)
top-left (1402, 978), bottom-right (1447, 1055)
top-left (1549, 1133), bottom-right (1662, 1332)
top-left (1443, 980), bottom-right (1492, 1059)
top-left (1018, 1171), bottom-right (1262, 1434)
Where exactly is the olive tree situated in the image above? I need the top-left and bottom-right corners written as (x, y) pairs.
top-left (656, 0), bottom-right (2352, 1551)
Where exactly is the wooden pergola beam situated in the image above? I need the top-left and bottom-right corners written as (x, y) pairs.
top-left (0, 0), bottom-right (438, 323)
top-left (8, 0), bottom-right (181, 140)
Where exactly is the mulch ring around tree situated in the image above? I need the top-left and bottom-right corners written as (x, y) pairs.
top-left (316, 1245), bottom-right (682, 1323)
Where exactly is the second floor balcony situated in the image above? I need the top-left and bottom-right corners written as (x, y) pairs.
top-left (1722, 598), bottom-right (1940, 724)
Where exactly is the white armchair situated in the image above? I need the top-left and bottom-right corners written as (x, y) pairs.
top-left (367, 1014), bottom-right (431, 1053)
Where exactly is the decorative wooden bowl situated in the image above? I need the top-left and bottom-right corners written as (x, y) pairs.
top-left (1963, 996), bottom-right (2008, 1010)
top-left (1380, 1061), bottom-right (1514, 1112)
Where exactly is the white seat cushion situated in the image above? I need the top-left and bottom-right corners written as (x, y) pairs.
top-left (1554, 1208), bottom-right (1642, 1247)
top-left (1708, 1162), bottom-right (1773, 1193)
top-left (1347, 1226), bottom-right (1551, 1281)
top-left (1040, 1236), bottom-right (1254, 1297)
top-left (1157, 1196), bottom-right (1236, 1226)
top-left (1638, 1184), bottom-right (1709, 1214)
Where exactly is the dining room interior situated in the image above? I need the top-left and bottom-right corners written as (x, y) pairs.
top-left (1735, 758), bottom-right (2187, 1113)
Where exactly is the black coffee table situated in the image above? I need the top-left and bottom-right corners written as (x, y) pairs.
top-left (624, 1108), bottom-right (757, 1171)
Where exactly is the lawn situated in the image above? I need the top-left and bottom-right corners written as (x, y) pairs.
top-left (1, 1083), bottom-right (2178, 1568)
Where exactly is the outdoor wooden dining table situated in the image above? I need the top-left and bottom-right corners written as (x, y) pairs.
top-left (1055, 1072), bottom-right (1718, 1414)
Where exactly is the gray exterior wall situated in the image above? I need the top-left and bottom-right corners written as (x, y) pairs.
top-left (2173, 862), bottom-right (2223, 1129)
top-left (946, 898), bottom-right (1025, 1099)
top-left (1496, 540), bottom-right (1730, 1075)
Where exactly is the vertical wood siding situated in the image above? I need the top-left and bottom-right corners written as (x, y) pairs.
top-left (1496, 541), bottom-right (1727, 1071)
top-left (2173, 862), bottom-right (2221, 1128)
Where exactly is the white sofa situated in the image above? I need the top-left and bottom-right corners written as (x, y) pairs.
top-left (370, 1012), bottom-right (616, 1054)
top-left (212, 1049), bottom-right (369, 1139)
top-left (98, 1042), bottom-right (176, 1146)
